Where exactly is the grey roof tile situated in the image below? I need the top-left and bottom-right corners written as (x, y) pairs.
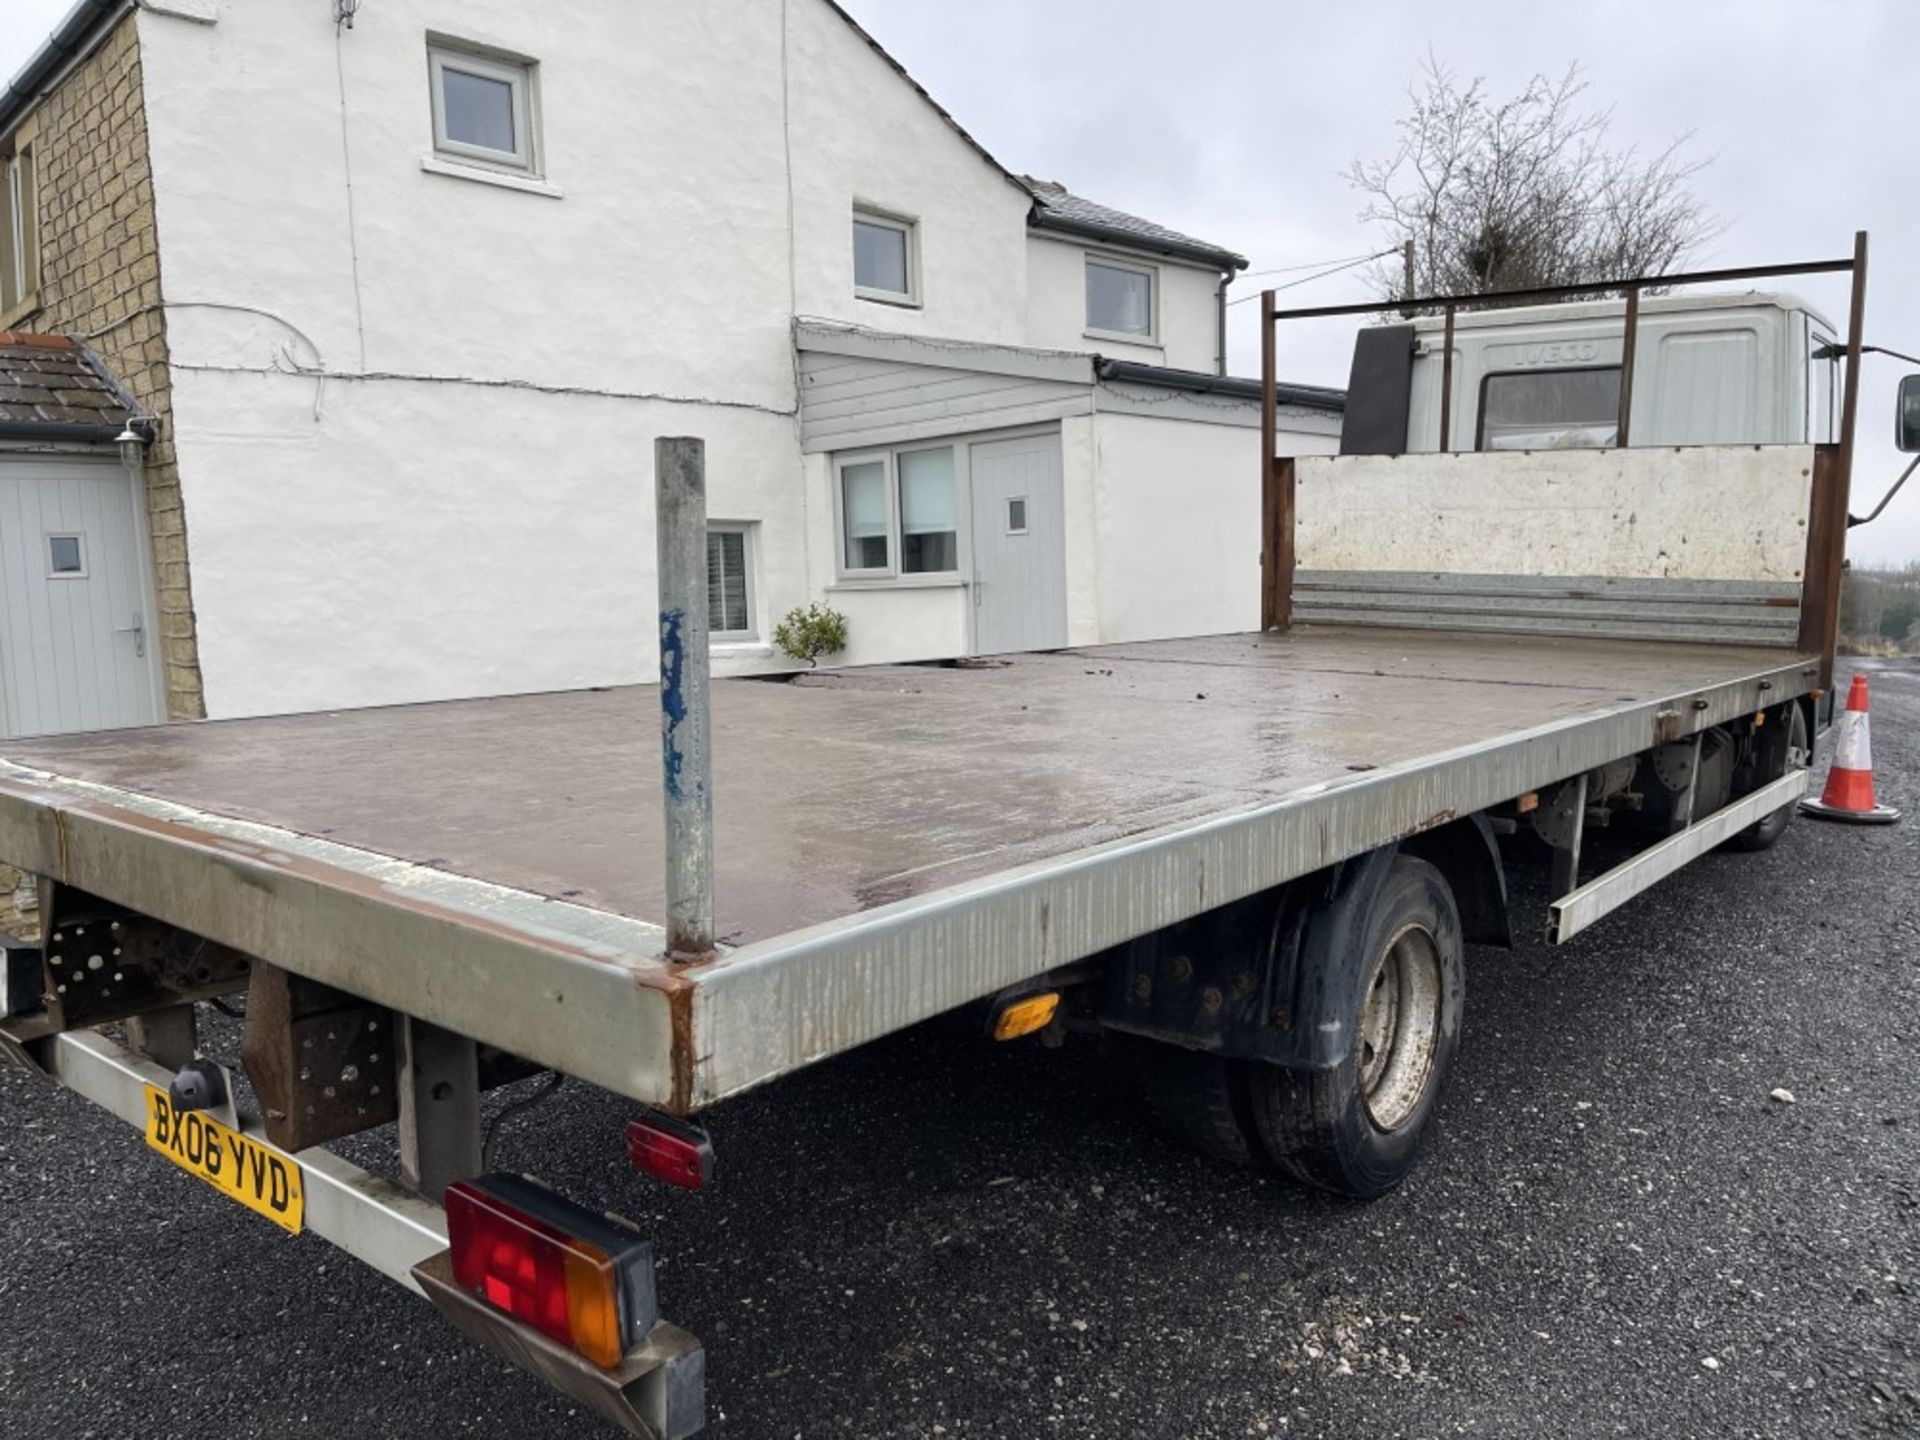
top-left (1024, 178), bottom-right (1247, 271)
top-left (0, 335), bottom-right (140, 432)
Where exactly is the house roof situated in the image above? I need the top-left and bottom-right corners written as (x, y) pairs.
top-left (819, 4), bottom-right (1250, 272)
top-left (0, 0), bottom-right (123, 141)
top-left (0, 332), bottom-right (150, 442)
top-left (795, 320), bottom-right (1346, 416)
top-left (1025, 179), bottom-right (1249, 273)
top-left (819, 0), bottom-right (1026, 194)
top-left (11, 2), bottom-right (1252, 291)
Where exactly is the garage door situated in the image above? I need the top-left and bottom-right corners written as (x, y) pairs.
top-left (0, 456), bottom-right (161, 738)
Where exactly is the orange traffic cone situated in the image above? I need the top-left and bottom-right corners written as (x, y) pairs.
top-left (1800, 673), bottom-right (1901, 825)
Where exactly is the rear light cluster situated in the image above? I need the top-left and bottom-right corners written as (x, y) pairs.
top-left (626, 1110), bottom-right (715, 1190)
top-left (445, 1173), bottom-right (658, 1369)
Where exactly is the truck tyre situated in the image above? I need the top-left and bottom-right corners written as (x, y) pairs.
top-left (1725, 703), bottom-right (1809, 852)
top-left (1248, 856), bottom-right (1463, 1198)
top-left (1139, 1043), bottom-right (1261, 1167)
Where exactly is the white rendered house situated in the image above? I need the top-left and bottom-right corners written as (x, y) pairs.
top-left (0, 0), bottom-right (1339, 731)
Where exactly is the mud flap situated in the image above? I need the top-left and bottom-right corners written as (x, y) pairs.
top-left (1099, 846), bottom-right (1401, 1070)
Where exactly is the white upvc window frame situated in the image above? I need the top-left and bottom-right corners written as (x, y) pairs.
top-left (5, 154), bottom-right (26, 308)
top-left (706, 521), bottom-right (758, 642)
top-left (1083, 253), bottom-right (1159, 344)
top-left (832, 444), bottom-right (964, 584)
top-left (427, 41), bottom-right (539, 176)
top-left (852, 207), bottom-right (920, 307)
top-left (834, 449), bottom-right (899, 579)
top-left (0, 141), bottom-right (38, 321)
top-left (44, 532), bottom-right (87, 579)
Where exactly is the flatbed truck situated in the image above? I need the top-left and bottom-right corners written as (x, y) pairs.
top-left (0, 239), bottom-right (1890, 1437)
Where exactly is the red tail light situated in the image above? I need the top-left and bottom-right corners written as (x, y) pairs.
top-left (445, 1173), bottom-right (657, 1369)
top-left (626, 1111), bottom-right (715, 1190)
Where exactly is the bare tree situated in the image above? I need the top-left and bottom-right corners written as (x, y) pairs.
top-left (1350, 58), bottom-right (1717, 303)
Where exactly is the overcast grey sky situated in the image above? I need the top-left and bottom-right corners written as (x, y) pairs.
top-left (3, 0), bottom-right (1915, 561)
top-left (840, 0), bottom-right (1918, 565)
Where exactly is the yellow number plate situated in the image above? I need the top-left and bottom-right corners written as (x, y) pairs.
top-left (142, 1085), bottom-right (305, 1235)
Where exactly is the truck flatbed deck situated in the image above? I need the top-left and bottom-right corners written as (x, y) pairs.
top-left (3, 237), bottom-right (1876, 1439)
top-left (0, 625), bottom-right (1816, 1109)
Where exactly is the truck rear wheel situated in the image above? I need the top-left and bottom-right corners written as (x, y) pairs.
top-left (1248, 856), bottom-right (1463, 1198)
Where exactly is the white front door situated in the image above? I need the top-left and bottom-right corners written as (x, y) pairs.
top-left (969, 433), bottom-right (1068, 655)
top-left (0, 456), bottom-right (161, 738)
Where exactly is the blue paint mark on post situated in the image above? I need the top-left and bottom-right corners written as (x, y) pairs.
top-left (656, 438), bottom-right (714, 958)
top-left (659, 610), bottom-right (687, 723)
top-left (659, 607), bottom-right (687, 800)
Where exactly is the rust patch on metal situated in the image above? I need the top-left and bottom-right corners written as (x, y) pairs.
top-left (652, 946), bottom-right (709, 1113)
top-left (1396, 809), bottom-right (1457, 841)
top-left (1261, 455), bottom-right (1297, 631)
top-left (661, 945), bottom-right (723, 975)
top-left (1798, 444), bottom-right (1844, 683)
top-left (242, 962), bottom-right (399, 1151)
top-left (41, 882), bottom-right (248, 1032)
top-left (664, 982), bottom-right (697, 1116)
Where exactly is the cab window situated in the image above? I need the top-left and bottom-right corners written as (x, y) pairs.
top-left (1477, 367), bottom-right (1621, 450)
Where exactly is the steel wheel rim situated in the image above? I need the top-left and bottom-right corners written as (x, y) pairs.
top-left (1357, 923), bottom-right (1443, 1132)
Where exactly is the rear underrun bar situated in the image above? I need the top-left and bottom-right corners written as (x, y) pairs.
top-left (8, 1025), bottom-right (445, 1286)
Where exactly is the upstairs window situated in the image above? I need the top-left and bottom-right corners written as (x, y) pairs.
top-left (1085, 257), bottom-right (1154, 340)
top-left (429, 43), bottom-right (537, 174)
top-left (853, 209), bottom-right (917, 305)
top-left (0, 143), bottom-right (39, 316)
top-left (1477, 368), bottom-right (1622, 451)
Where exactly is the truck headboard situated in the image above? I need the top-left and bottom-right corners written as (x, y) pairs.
top-left (1288, 445), bottom-right (1818, 647)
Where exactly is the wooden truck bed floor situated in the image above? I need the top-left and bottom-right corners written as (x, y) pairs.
top-left (0, 626), bottom-right (1817, 1107)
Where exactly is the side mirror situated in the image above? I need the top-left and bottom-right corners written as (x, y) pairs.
top-left (1899, 374), bottom-right (1920, 453)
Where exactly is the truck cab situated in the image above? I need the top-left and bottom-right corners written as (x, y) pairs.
top-left (1344, 291), bottom-right (1841, 454)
